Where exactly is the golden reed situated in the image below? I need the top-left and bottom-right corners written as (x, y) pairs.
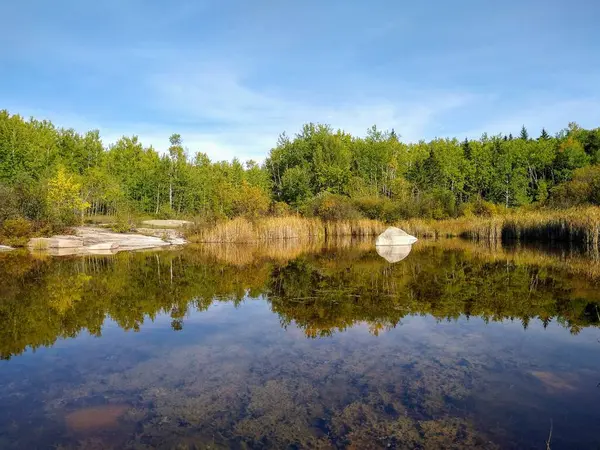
top-left (400, 207), bottom-right (600, 251)
top-left (187, 216), bottom-right (386, 244)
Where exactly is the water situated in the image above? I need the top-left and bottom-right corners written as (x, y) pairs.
top-left (1, 240), bottom-right (599, 449)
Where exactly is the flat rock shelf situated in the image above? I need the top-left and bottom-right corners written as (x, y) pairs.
top-left (27, 227), bottom-right (186, 256)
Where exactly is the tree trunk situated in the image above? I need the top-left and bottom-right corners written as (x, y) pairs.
top-left (156, 188), bottom-right (160, 215)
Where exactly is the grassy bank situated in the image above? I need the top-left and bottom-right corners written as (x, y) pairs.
top-left (400, 206), bottom-right (600, 251)
top-left (185, 216), bottom-right (386, 244)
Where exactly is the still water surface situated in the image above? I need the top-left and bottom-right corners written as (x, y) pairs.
top-left (1, 240), bottom-right (599, 449)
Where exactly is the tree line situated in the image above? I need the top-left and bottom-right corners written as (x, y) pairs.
top-left (1, 109), bottom-right (600, 236)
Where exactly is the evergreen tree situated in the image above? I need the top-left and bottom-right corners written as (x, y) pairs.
top-left (520, 125), bottom-right (529, 141)
top-left (462, 138), bottom-right (471, 159)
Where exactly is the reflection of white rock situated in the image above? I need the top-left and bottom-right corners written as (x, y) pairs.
top-left (375, 227), bottom-right (418, 246)
top-left (375, 227), bottom-right (417, 263)
top-left (376, 244), bottom-right (413, 263)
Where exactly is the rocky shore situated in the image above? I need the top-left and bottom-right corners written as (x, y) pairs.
top-left (27, 221), bottom-right (188, 256)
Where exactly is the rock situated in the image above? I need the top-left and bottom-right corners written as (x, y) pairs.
top-left (141, 220), bottom-right (192, 228)
top-left (75, 228), bottom-right (172, 250)
top-left (28, 226), bottom-right (187, 257)
top-left (376, 244), bottom-right (413, 263)
top-left (49, 237), bottom-right (84, 248)
top-left (136, 228), bottom-right (186, 245)
top-left (375, 227), bottom-right (418, 246)
top-left (86, 242), bottom-right (120, 251)
top-left (46, 247), bottom-right (86, 256)
top-left (28, 237), bottom-right (84, 249)
top-left (0, 245), bottom-right (14, 251)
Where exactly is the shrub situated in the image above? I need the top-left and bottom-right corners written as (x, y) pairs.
top-left (352, 196), bottom-right (396, 221)
top-left (271, 201), bottom-right (293, 217)
top-left (0, 184), bottom-right (19, 225)
top-left (231, 181), bottom-right (270, 218)
top-left (157, 205), bottom-right (176, 220)
top-left (304, 193), bottom-right (363, 221)
top-left (0, 217), bottom-right (33, 247)
top-left (549, 164), bottom-right (600, 208)
top-left (459, 197), bottom-right (497, 218)
top-left (110, 220), bottom-right (134, 234)
top-left (2, 217), bottom-right (32, 238)
top-left (407, 189), bottom-right (457, 220)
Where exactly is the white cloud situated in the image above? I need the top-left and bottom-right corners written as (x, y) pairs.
top-left (140, 67), bottom-right (476, 160)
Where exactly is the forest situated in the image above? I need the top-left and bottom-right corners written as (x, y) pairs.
top-left (1, 109), bottom-right (600, 243)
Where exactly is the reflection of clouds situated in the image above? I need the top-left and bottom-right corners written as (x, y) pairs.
top-left (6, 301), bottom-right (600, 449)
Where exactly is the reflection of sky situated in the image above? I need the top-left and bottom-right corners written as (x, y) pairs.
top-left (3, 297), bottom-right (600, 448)
top-left (13, 298), bottom-right (600, 369)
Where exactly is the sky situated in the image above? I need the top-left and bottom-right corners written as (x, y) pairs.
top-left (1, 0), bottom-right (599, 162)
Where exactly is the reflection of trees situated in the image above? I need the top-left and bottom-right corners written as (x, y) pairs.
top-left (269, 246), bottom-right (600, 338)
top-left (1, 243), bottom-right (599, 358)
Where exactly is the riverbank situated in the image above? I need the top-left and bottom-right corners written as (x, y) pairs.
top-left (400, 206), bottom-right (600, 251)
top-left (185, 216), bottom-right (386, 243)
top-left (4, 207), bottom-right (600, 254)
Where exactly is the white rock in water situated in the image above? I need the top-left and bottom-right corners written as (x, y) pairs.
top-left (376, 244), bottom-right (413, 263)
top-left (0, 245), bottom-right (14, 251)
top-left (375, 227), bottom-right (418, 246)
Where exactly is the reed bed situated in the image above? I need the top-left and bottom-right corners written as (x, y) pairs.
top-left (400, 207), bottom-right (600, 251)
top-left (399, 216), bottom-right (503, 240)
top-left (186, 216), bottom-right (385, 244)
top-left (323, 219), bottom-right (386, 238)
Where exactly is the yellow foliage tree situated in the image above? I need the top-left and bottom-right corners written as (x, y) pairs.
top-left (232, 181), bottom-right (270, 218)
top-left (47, 166), bottom-right (90, 226)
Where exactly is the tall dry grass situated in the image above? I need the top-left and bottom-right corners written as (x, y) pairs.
top-left (186, 216), bottom-right (386, 244)
top-left (400, 207), bottom-right (600, 251)
top-left (399, 216), bottom-right (503, 240)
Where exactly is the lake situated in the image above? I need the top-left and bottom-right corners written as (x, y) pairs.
top-left (1, 239), bottom-right (599, 449)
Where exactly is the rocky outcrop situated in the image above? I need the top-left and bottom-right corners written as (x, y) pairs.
top-left (28, 227), bottom-right (186, 256)
top-left (375, 227), bottom-right (418, 246)
top-left (135, 228), bottom-right (187, 245)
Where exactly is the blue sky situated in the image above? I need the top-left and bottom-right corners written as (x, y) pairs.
top-left (1, 0), bottom-right (599, 161)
